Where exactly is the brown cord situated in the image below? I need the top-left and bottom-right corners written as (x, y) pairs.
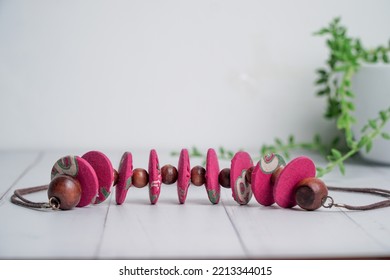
top-left (10, 185), bottom-right (57, 210)
top-left (324, 186), bottom-right (390, 210)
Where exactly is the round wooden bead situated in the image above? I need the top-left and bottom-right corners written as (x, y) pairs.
top-left (274, 156), bottom-right (316, 208)
top-left (132, 168), bottom-right (149, 188)
top-left (161, 164), bottom-right (178, 185)
top-left (48, 175), bottom-right (82, 210)
top-left (191, 166), bottom-right (206, 186)
top-left (113, 169), bottom-right (119, 186)
top-left (295, 177), bottom-right (328, 211)
top-left (51, 155), bottom-right (98, 207)
top-left (218, 168), bottom-right (231, 188)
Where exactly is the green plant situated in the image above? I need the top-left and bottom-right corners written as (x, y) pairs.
top-left (173, 18), bottom-right (390, 177)
top-left (263, 17), bottom-right (390, 177)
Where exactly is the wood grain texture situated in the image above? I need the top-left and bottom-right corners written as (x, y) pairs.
top-left (0, 150), bottom-right (390, 259)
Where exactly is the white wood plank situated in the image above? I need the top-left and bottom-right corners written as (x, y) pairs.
top-left (0, 151), bottom-right (40, 202)
top-left (0, 151), bottom-right (116, 258)
top-left (1, 149), bottom-right (390, 259)
top-left (98, 186), bottom-right (246, 259)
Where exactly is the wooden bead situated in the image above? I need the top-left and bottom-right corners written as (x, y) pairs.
top-left (218, 168), bottom-right (231, 188)
top-left (191, 165), bottom-right (206, 186)
top-left (113, 169), bottom-right (119, 186)
top-left (48, 175), bottom-right (82, 210)
top-left (295, 177), bottom-right (328, 211)
top-left (132, 168), bottom-right (149, 188)
top-left (161, 164), bottom-right (178, 185)
top-left (245, 166), bottom-right (254, 184)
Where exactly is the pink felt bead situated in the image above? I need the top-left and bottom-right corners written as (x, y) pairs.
top-left (82, 151), bottom-right (114, 204)
top-left (274, 156), bottom-right (316, 208)
top-left (115, 152), bottom-right (133, 205)
top-left (205, 148), bottom-right (220, 204)
top-left (230, 151), bottom-right (253, 205)
top-left (148, 149), bottom-right (162, 204)
top-left (251, 153), bottom-right (286, 206)
top-left (51, 156), bottom-right (98, 207)
top-left (177, 149), bottom-right (190, 204)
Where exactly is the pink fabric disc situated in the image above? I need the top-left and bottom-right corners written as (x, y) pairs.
top-left (274, 156), bottom-right (316, 208)
top-left (115, 152), bottom-right (133, 205)
top-left (205, 148), bottom-right (220, 204)
top-left (82, 151), bottom-right (114, 204)
top-left (51, 155), bottom-right (98, 207)
top-left (148, 149), bottom-right (162, 205)
top-left (177, 149), bottom-right (190, 204)
top-left (252, 153), bottom-right (285, 206)
top-left (230, 151), bottom-right (253, 205)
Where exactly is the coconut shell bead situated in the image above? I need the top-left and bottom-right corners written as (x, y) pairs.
top-left (191, 166), bottom-right (206, 186)
top-left (48, 175), bottom-right (82, 210)
top-left (161, 164), bottom-right (178, 185)
top-left (132, 168), bottom-right (149, 188)
top-left (295, 177), bottom-right (328, 211)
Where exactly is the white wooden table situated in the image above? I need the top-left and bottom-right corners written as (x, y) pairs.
top-left (1, 150), bottom-right (390, 259)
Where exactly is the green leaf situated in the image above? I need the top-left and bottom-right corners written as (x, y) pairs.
top-left (219, 147), bottom-right (225, 156)
top-left (361, 124), bottom-right (369, 133)
top-left (314, 134), bottom-right (321, 145)
top-left (338, 162), bottom-right (346, 175)
top-left (331, 136), bottom-right (340, 147)
top-left (383, 53), bottom-right (389, 63)
top-left (331, 148), bottom-right (342, 159)
top-left (381, 132), bottom-right (390, 140)
top-left (380, 111), bottom-right (388, 122)
top-left (368, 119), bottom-right (378, 129)
top-left (366, 139), bottom-right (373, 153)
top-left (358, 135), bottom-right (369, 149)
top-left (288, 135), bottom-right (295, 145)
top-left (346, 102), bottom-right (355, 111)
top-left (315, 77), bottom-right (327, 85)
top-left (227, 151), bottom-right (234, 158)
top-left (275, 138), bottom-right (283, 146)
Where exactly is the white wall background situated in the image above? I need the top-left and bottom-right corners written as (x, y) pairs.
top-left (1, 0), bottom-right (389, 151)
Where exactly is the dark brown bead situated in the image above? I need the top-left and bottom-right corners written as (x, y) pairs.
top-left (191, 165), bottom-right (206, 186)
top-left (295, 177), bottom-right (328, 211)
top-left (218, 168), bottom-right (231, 188)
top-left (245, 166), bottom-right (254, 184)
top-left (48, 175), bottom-right (82, 210)
top-left (271, 166), bottom-right (284, 185)
top-left (161, 164), bottom-right (178, 185)
top-left (132, 168), bottom-right (149, 188)
top-left (113, 169), bottom-right (119, 186)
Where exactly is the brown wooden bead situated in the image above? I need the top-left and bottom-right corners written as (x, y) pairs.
top-left (218, 168), bottom-right (231, 188)
top-left (245, 166), bottom-right (254, 184)
top-left (132, 168), bottom-right (149, 188)
top-left (48, 175), bottom-right (82, 210)
top-left (191, 165), bottom-right (206, 186)
top-left (113, 169), bottom-right (119, 186)
top-left (161, 164), bottom-right (178, 185)
top-left (295, 177), bottom-right (328, 211)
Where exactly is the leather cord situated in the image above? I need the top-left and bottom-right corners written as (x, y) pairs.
top-left (10, 185), bottom-right (55, 210)
top-left (324, 186), bottom-right (390, 210)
